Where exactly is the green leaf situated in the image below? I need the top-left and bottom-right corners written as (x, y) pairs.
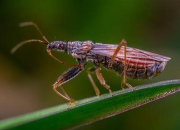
top-left (0, 80), bottom-right (180, 130)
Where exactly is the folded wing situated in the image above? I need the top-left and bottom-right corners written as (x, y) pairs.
top-left (90, 43), bottom-right (171, 65)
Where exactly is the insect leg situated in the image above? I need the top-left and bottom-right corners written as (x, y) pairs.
top-left (95, 67), bottom-right (113, 96)
top-left (121, 76), bottom-right (133, 90)
top-left (109, 40), bottom-right (133, 90)
top-left (87, 67), bottom-right (100, 96)
top-left (108, 39), bottom-right (127, 68)
top-left (53, 64), bottom-right (84, 107)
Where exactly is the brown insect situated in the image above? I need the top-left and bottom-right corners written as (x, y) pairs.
top-left (11, 22), bottom-right (171, 106)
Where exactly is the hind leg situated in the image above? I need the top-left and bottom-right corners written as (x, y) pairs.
top-left (109, 40), bottom-right (133, 90)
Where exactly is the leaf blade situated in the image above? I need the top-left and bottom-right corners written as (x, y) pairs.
top-left (0, 80), bottom-right (180, 130)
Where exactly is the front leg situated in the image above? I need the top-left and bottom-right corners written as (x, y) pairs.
top-left (53, 64), bottom-right (84, 107)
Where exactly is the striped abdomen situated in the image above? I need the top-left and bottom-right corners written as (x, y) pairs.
top-left (98, 55), bottom-right (167, 79)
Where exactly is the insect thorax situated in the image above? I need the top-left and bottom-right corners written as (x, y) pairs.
top-left (67, 41), bottom-right (93, 59)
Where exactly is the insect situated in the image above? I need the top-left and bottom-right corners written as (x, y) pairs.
top-left (11, 22), bottom-right (171, 106)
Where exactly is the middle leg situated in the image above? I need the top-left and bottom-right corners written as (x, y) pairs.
top-left (87, 67), bottom-right (100, 96)
top-left (87, 66), bottom-right (113, 96)
top-left (95, 67), bottom-right (113, 96)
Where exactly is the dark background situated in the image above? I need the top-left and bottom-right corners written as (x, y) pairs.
top-left (0, 0), bottom-right (180, 129)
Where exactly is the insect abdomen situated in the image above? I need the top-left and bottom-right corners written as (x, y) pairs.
top-left (125, 61), bottom-right (167, 79)
top-left (98, 55), bottom-right (167, 79)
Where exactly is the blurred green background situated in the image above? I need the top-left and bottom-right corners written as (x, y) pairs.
top-left (0, 0), bottom-right (180, 129)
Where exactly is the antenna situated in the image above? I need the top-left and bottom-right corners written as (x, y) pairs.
top-left (11, 39), bottom-right (46, 53)
top-left (19, 22), bottom-right (49, 43)
top-left (11, 22), bottom-right (76, 67)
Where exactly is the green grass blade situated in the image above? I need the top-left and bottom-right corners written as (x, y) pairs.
top-left (0, 79), bottom-right (180, 130)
